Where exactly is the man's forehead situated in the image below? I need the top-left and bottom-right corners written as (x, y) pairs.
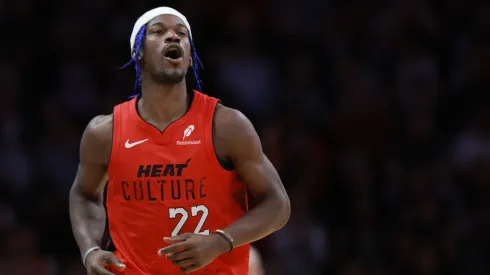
top-left (147, 14), bottom-right (186, 28)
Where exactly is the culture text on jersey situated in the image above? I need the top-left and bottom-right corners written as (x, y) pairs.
top-left (120, 178), bottom-right (206, 201)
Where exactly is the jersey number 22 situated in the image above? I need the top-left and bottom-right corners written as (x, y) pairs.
top-left (169, 205), bottom-right (209, 237)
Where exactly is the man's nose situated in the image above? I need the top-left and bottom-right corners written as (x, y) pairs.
top-left (165, 31), bottom-right (180, 43)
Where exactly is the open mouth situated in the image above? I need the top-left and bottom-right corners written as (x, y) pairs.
top-left (163, 45), bottom-right (183, 60)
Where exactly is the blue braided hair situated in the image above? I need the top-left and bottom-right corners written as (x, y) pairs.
top-left (121, 25), bottom-right (203, 98)
top-left (189, 37), bottom-right (204, 91)
top-left (121, 25), bottom-right (146, 98)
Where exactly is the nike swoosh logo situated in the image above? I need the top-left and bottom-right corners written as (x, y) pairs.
top-left (125, 138), bottom-right (149, 148)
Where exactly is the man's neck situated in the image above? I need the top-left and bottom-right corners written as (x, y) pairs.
top-left (139, 80), bottom-right (190, 123)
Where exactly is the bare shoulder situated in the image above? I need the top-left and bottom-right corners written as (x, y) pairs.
top-left (80, 114), bottom-right (114, 166)
top-left (84, 114), bottom-right (113, 147)
top-left (214, 104), bottom-right (254, 134)
top-left (213, 104), bottom-right (261, 159)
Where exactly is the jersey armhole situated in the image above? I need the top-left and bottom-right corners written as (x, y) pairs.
top-left (107, 107), bottom-right (120, 176)
top-left (204, 100), bottom-right (234, 172)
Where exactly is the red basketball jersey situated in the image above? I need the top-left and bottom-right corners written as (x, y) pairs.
top-left (106, 91), bottom-right (250, 274)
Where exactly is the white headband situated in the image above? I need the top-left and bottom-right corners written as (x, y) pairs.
top-left (129, 7), bottom-right (192, 57)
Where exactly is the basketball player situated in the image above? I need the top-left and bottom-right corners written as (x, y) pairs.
top-left (69, 7), bottom-right (290, 275)
top-left (249, 246), bottom-right (265, 275)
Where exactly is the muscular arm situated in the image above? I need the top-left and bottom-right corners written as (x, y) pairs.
top-left (214, 105), bottom-right (291, 248)
top-left (69, 115), bottom-right (113, 257)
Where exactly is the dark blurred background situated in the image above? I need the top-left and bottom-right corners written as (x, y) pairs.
top-left (1, 0), bottom-right (490, 274)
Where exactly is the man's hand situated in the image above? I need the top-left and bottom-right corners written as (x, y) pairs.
top-left (85, 249), bottom-right (126, 275)
top-left (158, 233), bottom-right (231, 273)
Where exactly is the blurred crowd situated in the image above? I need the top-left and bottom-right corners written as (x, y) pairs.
top-left (1, 0), bottom-right (490, 274)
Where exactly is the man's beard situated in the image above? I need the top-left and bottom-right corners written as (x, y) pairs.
top-left (153, 69), bottom-right (187, 85)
